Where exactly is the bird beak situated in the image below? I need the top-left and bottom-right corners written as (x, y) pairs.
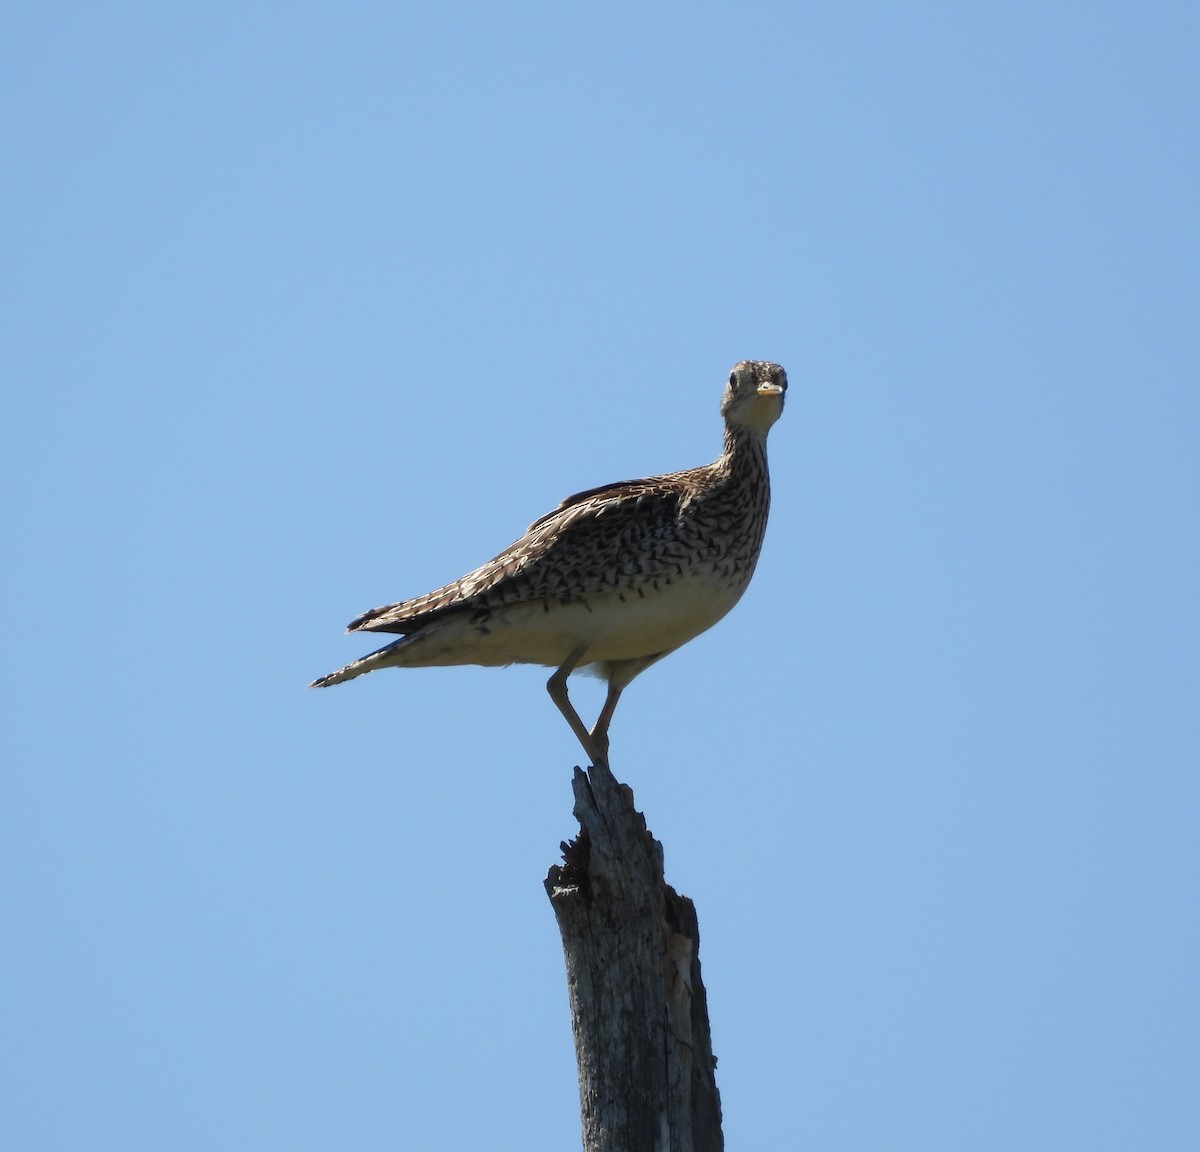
top-left (756, 383), bottom-right (785, 397)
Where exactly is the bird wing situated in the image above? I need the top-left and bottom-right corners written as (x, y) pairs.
top-left (348, 470), bottom-right (701, 635)
top-left (525, 475), bottom-right (670, 531)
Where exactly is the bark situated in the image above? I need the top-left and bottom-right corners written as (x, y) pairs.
top-left (544, 760), bottom-right (723, 1152)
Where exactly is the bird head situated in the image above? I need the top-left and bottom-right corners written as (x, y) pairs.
top-left (720, 361), bottom-right (788, 433)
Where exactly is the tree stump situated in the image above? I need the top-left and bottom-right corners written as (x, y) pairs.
top-left (545, 759), bottom-right (723, 1152)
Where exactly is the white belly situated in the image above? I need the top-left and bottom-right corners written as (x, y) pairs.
top-left (396, 577), bottom-right (745, 670)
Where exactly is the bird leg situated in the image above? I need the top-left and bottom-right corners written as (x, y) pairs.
top-left (547, 646), bottom-right (608, 767)
top-left (589, 681), bottom-right (623, 761)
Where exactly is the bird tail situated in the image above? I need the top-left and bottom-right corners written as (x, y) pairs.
top-left (308, 637), bottom-right (410, 688)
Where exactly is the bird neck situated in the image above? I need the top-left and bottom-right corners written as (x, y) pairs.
top-left (704, 421), bottom-right (772, 564)
top-left (719, 422), bottom-right (771, 476)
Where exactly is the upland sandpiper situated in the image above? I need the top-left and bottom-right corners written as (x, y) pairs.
top-left (311, 360), bottom-right (788, 766)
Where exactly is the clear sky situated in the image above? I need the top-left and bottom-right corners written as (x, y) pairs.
top-left (3, 3), bottom-right (1197, 1149)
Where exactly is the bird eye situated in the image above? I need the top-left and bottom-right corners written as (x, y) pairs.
top-left (728, 371), bottom-right (738, 387)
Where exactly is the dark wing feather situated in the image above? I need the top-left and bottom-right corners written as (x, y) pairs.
top-left (525, 476), bottom-right (667, 531)
top-left (348, 470), bottom-right (703, 635)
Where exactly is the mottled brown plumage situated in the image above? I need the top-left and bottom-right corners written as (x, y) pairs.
top-left (311, 360), bottom-right (788, 765)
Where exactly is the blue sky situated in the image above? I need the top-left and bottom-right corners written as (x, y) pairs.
top-left (3, 3), bottom-right (1197, 1149)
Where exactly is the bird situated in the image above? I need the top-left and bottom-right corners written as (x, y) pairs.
top-left (310, 359), bottom-right (788, 766)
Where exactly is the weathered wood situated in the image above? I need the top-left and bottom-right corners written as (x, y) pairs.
top-left (545, 760), bottom-right (723, 1152)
